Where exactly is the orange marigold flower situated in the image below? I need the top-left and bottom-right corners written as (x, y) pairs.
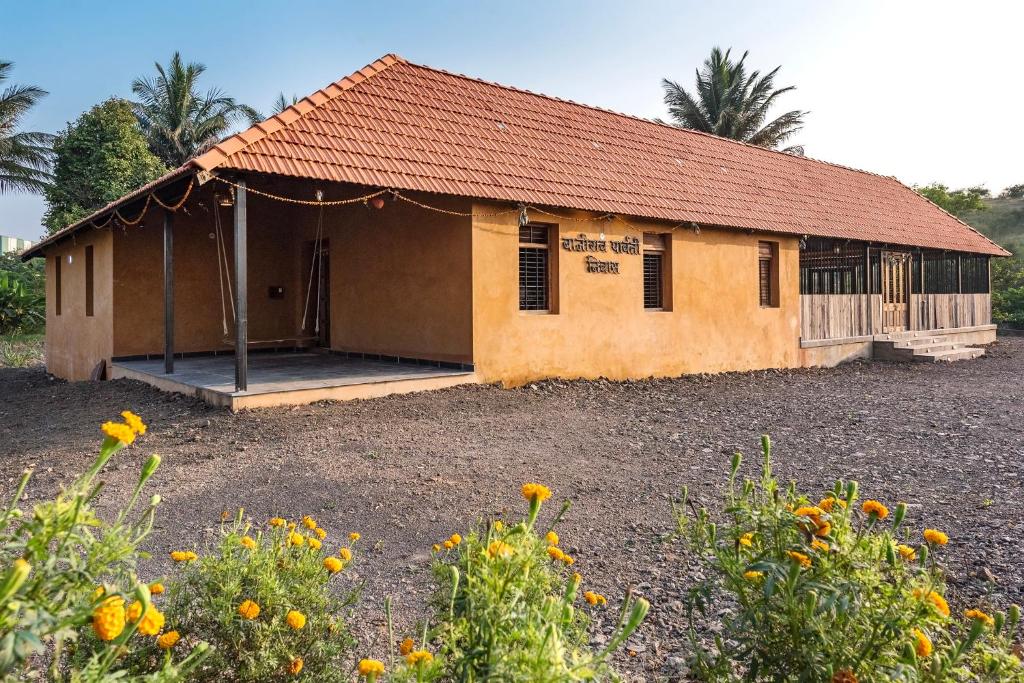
top-left (923, 529), bottom-right (948, 546)
top-left (583, 591), bottom-right (607, 606)
top-left (148, 582), bottom-right (165, 595)
top-left (493, 520), bottom-right (504, 532)
top-left (738, 532), bottom-right (754, 548)
top-left (449, 533), bottom-right (462, 546)
top-left (238, 599), bottom-right (260, 619)
top-left (323, 556), bottom-right (343, 574)
top-left (314, 527), bottom-right (327, 540)
top-left (487, 541), bottom-right (514, 559)
top-left (92, 596), bottom-right (126, 641)
top-left (121, 411), bottom-right (147, 435)
top-left (547, 546), bottom-right (565, 561)
top-left (964, 608), bottom-right (995, 626)
top-left (787, 550), bottom-right (812, 568)
top-left (170, 550), bottom-right (197, 562)
top-left (913, 588), bottom-right (950, 617)
top-left (157, 630), bottom-right (180, 649)
top-left (399, 637), bottom-right (415, 656)
top-left (308, 537), bottom-right (322, 550)
top-left (819, 497), bottom-right (847, 512)
top-left (897, 544), bottom-right (917, 560)
top-left (432, 544), bottom-right (441, 553)
top-left (794, 506), bottom-right (825, 519)
top-left (912, 628), bottom-right (932, 657)
top-left (743, 570), bottom-right (764, 580)
top-left (349, 532), bottom-right (361, 542)
top-left (814, 521), bottom-right (832, 538)
top-left (521, 483), bottom-right (552, 503)
top-left (861, 500), bottom-right (889, 519)
top-left (289, 657), bottom-right (303, 675)
top-left (811, 539), bottom-right (830, 553)
top-left (136, 605), bottom-right (165, 636)
top-left (240, 536), bottom-right (257, 550)
top-left (287, 532), bottom-right (304, 547)
top-left (358, 659), bottom-right (386, 676)
top-left (831, 668), bottom-right (858, 683)
top-left (286, 610), bottom-right (306, 630)
top-left (546, 531), bottom-right (560, 546)
top-left (406, 649), bottom-right (433, 666)
top-left (443, 540), bottom-right (454, 550)
top-left (302, 515), bottom-right (317, 530)
top-left (340, 547), bottom-right (353, 562)
top-left (269, 517), bottom-right (286, 527)
top-left (101, 421), bottom-right (136, 445)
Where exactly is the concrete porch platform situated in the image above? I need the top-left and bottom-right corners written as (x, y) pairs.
top-left (110, 353), bottom-right (477, 410)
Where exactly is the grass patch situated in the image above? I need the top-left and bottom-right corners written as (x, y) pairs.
top-left (0, 331), bottom-right (44, 368)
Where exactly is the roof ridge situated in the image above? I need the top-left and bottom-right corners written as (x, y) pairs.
top-left (192, 53), bottom-right (406, 172)
top-left (397, 57), bottom-right (908, 186)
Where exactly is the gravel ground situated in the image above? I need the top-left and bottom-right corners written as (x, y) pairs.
top-left (2, 339), bottom-right (1022, 680)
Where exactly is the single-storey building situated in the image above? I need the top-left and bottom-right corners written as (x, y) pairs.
top-left (23, 54), bottom-right (1008, 409)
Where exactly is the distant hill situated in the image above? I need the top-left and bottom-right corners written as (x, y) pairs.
top-left (961, 197), bottom-right (1024, 250)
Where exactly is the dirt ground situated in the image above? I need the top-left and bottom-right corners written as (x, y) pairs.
top-left (2, 339), bottom-right (1023, 679)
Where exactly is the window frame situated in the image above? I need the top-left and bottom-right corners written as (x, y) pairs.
top-left (54, 255), bottom-right (62, 316)
top-left (85, 245), bottom-right (94, 317)
top-left (518, 223), bottom-right (558, 314)
top-left (758, 241), bottom-right (780, 308)
top-left (642, 232), bottom-right (671, 311)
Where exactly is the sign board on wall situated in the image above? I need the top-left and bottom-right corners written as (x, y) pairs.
top-left (559, 233), bottom-right (639, 274)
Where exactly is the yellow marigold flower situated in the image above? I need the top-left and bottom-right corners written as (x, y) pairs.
top-left (743, 570), bottom-right (764, 580)
top-left (913, 588), bottom-right (951, 617)
top-left (238, 599), bottom-right (260, 620)
top-left (811, 539), bottom-right (830, 553)
top-left (240, 536), bottom-right (257, 550)
top-left (302, 515), bottom-right (317, 529)
top-left (288, 521), bottom-right (297, 530)
top-left (443, 540), bottom-right (454, 550)
top-left (314, 527), bottom-right (327, 540)
top-left (358, 659), bottom-right (386, 676)
top-left (897, 544), bottom-right (917, 560)
top-left (288, 532), bottom-right (304, 547)
top-left (169, 550), bottom-right (197, 562)
top-left (521, 483), bottom-right (552, 503)
top-left (432, 544), bottom-right (441, 553)
top-left (794, 506), bottom-right (825, 519)
top-left (814, 521), bottom-right (832, 538)
top-left (127, 600), bottom-right (143, 622)
top-left (92, 596), bottom-right (126, 641)
top-left (449, 533), bottom-right (462, 546)
top-left (340, 547), bottom-right (353, 562)
top-left (546, 531), bottom-right (559, 546)
top-left (323, 556), bottom-right (343, 574)
top-left (572, 572), bottom-right (582, 583)
top-left (787, 550), bottom-right (812, 568)
top-left (562, 554), bottom-right (575, 565)
top-left (349, 532), bottom-right (361, 542)
top-left (406, 649), bottom-right (434, 666)
top-left (832, 668), bottom-right (858, 683)
top-left (399, 637), bottom-right (415, 656)
top-left (964, 608), bottom-right (995, 626)
top-left (493, 520), bottom-right (504, 532)
top-left (923, 529), bottom-right (948, 546)
top-left (148, 582), bottom-right (164, 595)
top-left (269, 517), bottom-right (286, 527)
top-left (101, 421), bottom-right (136, 445)
top-left (487, 541), bottom-right (514, 559)
top-left (912, 628), bottom-right (932, 657)
top-left (819, 497), bottom-right (847, 512)
top-left (286, 610), bottom-right (306, 630)
top-left (308, 537), bottom-right (322, 550)
top-left (861, 500), bottom-right (889, 519)
top-left (289, 657), bottom-right (303, 675)
top-left (121, 411), bottom-right (146, 435)
top-left (137, 605), bottom-right (165, 636)
top-left (583, 591), bottom-right (607, 606)
top-left (547, 546), bottom-right (565, 561)
top-left (157, 630), bottom-right (180, 649)
top-left (738, 532), bottom-right (754, 548)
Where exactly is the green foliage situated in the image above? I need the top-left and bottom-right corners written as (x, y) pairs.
top-left (1000, 184), bottom-right (1024, 200)
top-left (0, 253), bottom-right (44, 334)
top-left (43, 98), bottom-right (166, 234)
top-left (151, 515), bottom-right (359, 682)
top-left (676, 436), bottom-right (1023, 682)
top-left (132, 53), bottom-right (261, 168)
top-left (662, 47), bottom-right (806, 154)
top-left (914, 183), bottom-right (989, 218)
top-left (0, 332), bottom-right (43, 368)
top-left (386, 487), bottom-right (649, 682)
top-left (991, 241), bottom-right (1024, 326)
top-left (0, 61), bottom-right (54, 195)
top-left (0, 413), bottom-right (210, 682)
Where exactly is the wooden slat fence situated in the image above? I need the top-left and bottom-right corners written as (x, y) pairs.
top-left (802, 293), bottom-right (992, 341)
top-left (910, 294), bottom-right (991, 330)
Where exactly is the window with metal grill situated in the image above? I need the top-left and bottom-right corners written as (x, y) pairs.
top-left (519, 225), bottom-right (550, 311)
top-left (642, 233), bottom-right (667, 309)
top-left (758, 241), bottom-right (779, 307)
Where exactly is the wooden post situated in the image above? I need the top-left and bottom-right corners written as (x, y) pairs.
top-left (163, 210), bottom-right (174, 374)
top-left (864, 245), bottom-right (872, 334)
top-left (234, 179), bottom-right (248, 392)
top-left (957, 253), bottom-right (963, 294)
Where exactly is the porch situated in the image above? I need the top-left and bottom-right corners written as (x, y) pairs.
top-left (110, 352), bottom-right (477, 411)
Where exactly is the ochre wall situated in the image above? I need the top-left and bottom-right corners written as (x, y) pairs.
top-left (470, 203), bottom-right (802, 385)
top-left (44, 230), bottom-right (113, 380)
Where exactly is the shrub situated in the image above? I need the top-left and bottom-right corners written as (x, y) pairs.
top-left (136, 514), bottom-right (362, 682)
top-left (381, 483), bottom-right (649, 682)
top-left (0, 412), bottom-right (209, 681)
top-left (676, 435), bottom-right (1023, 682)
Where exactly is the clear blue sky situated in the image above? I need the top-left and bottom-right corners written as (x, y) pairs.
top-left (3, 0), bottom-right (1022, 241)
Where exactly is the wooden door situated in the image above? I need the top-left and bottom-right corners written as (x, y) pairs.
top-left (881, 251), bottom-right (909, 332)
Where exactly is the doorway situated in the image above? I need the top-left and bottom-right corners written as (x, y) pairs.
top-left (881, 251), bottom-right (909, 333)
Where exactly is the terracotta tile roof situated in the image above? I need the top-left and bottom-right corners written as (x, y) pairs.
top-left (29, 54), bottom-right (1007, 258)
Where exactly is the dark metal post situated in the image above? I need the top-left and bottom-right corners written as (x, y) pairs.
top-left (234, 180), bottom-right (248, 392)
top-left (864, 245), bottom-right (872, 333)
top-left (956, 253), bottom-right (963, 293)
top-left (163, 210), bottom-right (174, 374)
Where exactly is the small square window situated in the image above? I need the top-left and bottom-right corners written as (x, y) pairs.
top-left (643, 233), bottom-right (670, 310)
top-left (519, 224), bottom-right (556, 312)
top-left (758, 241), bottom-right (780, 307)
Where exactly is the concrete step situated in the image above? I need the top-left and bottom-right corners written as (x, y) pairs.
top-left (913, 347), bottom-right (985, 362)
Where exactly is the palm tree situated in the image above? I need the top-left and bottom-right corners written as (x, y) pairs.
top-left (271, 93), bottom-right (299, 115)
top-left (662, 47), bottom-right (807, 154)
top-left (131, 52), bottom-right (262, 167)
top-left (0, 61), bottom-right (54, 194)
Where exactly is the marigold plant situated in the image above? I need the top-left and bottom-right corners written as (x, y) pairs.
top-left (676, 435), bottom-right (1023, 682)
top-left (384, 483), bottom-right (649, 682)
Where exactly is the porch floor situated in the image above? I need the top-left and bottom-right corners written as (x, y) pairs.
top-left (110, 353), bottom-right (477, 410)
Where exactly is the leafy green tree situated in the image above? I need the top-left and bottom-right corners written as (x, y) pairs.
top-left (43, 98), bottom-right (166, 234)
top-left (132, 52), bottom-right (261, 167)
top-left (914, 183), bottom-right (988, 218)
top-left (271, 93), bottom-right (298, 115)
top-left (0, 61), bottom-right (54, 194)
top-left (1000, 184), bottom-right (1024, 199)
top-left (662, 47), bottom-right (807, 154)
top-left (992, 240), bottom-right (1024, 326)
